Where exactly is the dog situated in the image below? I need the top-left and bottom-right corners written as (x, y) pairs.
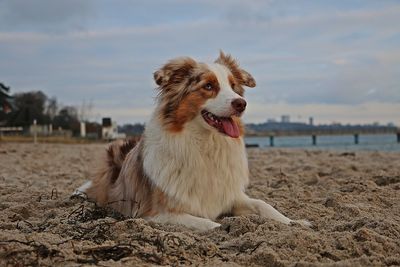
top-left (74, 51), bottom-right (310, 231)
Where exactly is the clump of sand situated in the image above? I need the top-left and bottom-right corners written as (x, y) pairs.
top-left (1, 143), bottom-right (399, 266)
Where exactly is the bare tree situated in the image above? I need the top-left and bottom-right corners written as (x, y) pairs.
top-left (46, 97), bottom-right (58, 120)
top-left (78, 99), bottom-right (94, 122)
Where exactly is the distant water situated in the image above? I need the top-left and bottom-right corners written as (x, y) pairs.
top-left (245, 134), bottom-right (400, 152)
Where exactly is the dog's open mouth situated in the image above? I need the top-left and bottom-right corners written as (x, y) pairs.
top-left (201, 110), bottom-right (240, 138)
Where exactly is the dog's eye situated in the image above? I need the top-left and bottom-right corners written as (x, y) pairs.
top-left (230, 82), bottom-right (235, 88)
top-left (204, 83), bottom-right (213, 91)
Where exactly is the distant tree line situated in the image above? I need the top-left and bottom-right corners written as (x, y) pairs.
top-left (0, 82), bottom-right (13, 124)
top-left (9, 90), bottom-right (87, 134)
top-left (1, 82), bottom-right (145, 137)
top-left (0, 83), bottom-right (98, 136)
top-left (118, 123), bottom-right (145, 136)
top-left (246, 121), bottom-right (398, 136)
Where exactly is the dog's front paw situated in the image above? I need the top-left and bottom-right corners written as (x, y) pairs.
top-left (290, 219), bottom-right (312, 227)
top-left (196, 220), bottom-right (221, 232)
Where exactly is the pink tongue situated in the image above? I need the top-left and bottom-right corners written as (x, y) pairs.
top-left (220, 117), bottom-right (240, 138)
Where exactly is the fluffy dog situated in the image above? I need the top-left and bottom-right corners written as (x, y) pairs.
top-left (75, 52), bottom-right (310, 231)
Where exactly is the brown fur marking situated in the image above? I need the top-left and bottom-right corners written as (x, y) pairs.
top-left (215, 51), bottom-right (256, 88)
top-left (105, 138), bottom-right (138, 183)
top-left (155, 59), bottom-right (220, 132)
top-left (154, 57), bottom-right (197, 87)
top-left (87, 138), bottom-right (171, 218)
top-left (227, 74), bottom-right (244, 96)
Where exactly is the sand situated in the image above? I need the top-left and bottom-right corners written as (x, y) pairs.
top-left (0, 142), bottom-right (399, 266)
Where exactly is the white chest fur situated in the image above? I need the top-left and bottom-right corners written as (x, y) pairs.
top-left (143, 115), bottom-right (249, 219)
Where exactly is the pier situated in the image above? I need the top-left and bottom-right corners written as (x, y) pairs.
top-left (245, 128), bottom-right (400, 148)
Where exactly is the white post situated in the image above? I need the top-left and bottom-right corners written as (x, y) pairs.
top-left (33, 119), bottom-right (37, 144)
top-left (80, 122), bottom-right (86, 138)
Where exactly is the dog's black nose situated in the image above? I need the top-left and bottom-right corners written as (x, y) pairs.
top-left (231, 98), bottom-right (247, 113)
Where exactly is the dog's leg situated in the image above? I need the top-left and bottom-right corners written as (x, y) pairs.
top-left (232, 193), bottom-right (311, 226)
top-left (148, 213), bottom-right (221, 231)
top-left (72, 180), bottom-right (92, 197)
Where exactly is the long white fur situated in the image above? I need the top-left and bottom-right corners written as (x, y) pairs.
top-left (149, 213), bottom-right (221, 232)
top-left (143, 113), bottom-right (248, 220)
top-left (141, 63), bottom-right (309, 230)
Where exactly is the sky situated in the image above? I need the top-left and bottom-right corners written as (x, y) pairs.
top-left (0, 0), bottom-right (399, 126)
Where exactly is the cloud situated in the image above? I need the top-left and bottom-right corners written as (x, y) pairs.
top-left (0, 1), bottom-right (399, 125)
top-left (91, 107), bottom-right (153, 124)
top-left (244, 102), bottom-right (400, 125)
top-left (0, 0), bottom-right (93, 32)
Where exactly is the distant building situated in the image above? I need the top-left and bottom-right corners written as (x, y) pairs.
top-left (267, 118), bottom-right (276, 123)
top-left (309, 117), bottom-right (314, 125)
top-left (281, 115), bottom-right (290, 123)
top-left (102, 117), bottom-right (126, 140)
top-left (0, 83), bottom-right (14, 126)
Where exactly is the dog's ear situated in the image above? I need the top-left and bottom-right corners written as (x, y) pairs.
top-left (154, 57), bottom-right (197, 87)
top-left (215, 51), bottom-right (256, 88)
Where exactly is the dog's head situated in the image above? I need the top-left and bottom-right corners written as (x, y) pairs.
top-left (154, 51), bottom-right (256, 138)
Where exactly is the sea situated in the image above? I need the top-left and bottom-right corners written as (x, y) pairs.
top-left (244, 133), bottom-right (400, 152)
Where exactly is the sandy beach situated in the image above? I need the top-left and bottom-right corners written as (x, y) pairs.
top-left (0, 142), bottom-right (399, 266)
